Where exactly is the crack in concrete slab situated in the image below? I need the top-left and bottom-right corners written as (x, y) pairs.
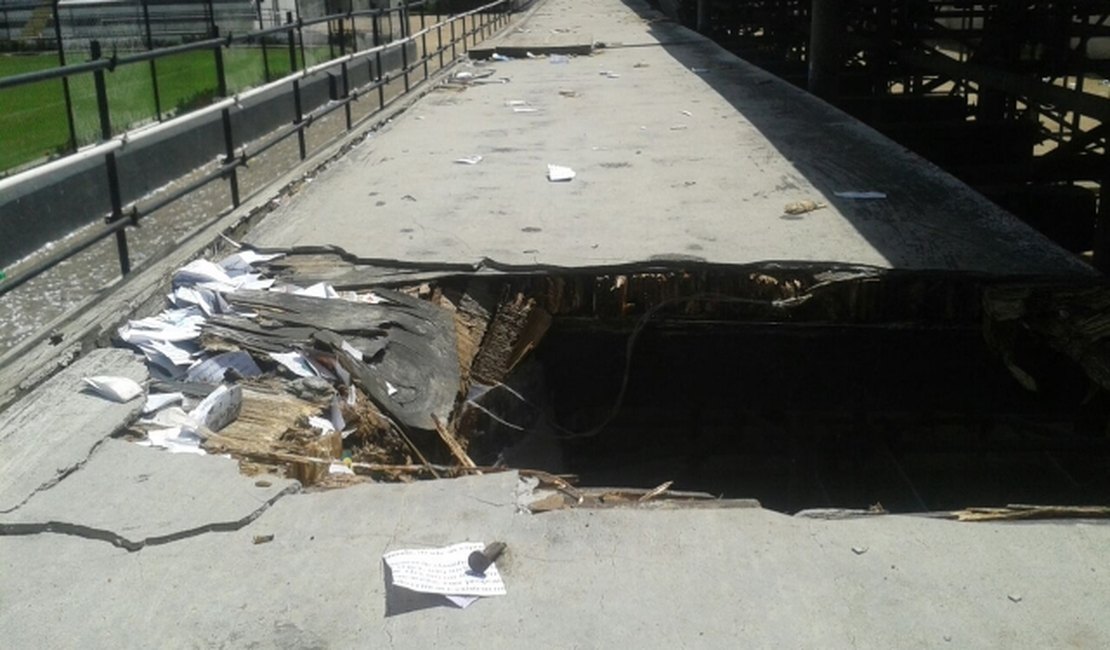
top-left (0, 435), bottom-right (112, 515)
top-left (0, 483), bottom-right (301, 551)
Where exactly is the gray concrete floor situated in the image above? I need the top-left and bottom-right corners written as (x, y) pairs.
top-left (248, 0), bottom-right (1090, 278)
top-left (2, 436), bottom-right (1108, 648)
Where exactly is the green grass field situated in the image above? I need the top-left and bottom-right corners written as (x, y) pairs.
top-left (0, 46), bottom-right (327, 172)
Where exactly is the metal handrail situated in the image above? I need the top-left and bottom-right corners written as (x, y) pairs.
top-left (0, 0), bottom-right (513, 296)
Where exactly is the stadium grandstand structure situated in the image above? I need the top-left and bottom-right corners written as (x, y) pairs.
top-left (0, 0), bottom-right (364, 50)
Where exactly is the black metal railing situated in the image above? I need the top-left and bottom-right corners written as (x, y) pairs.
top-left (0, 0), bottom-right (513, 296)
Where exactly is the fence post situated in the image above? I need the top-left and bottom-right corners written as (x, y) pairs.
top-left (401, 15), bottom-right (410, 93)
top-left (286, 11), bottom-right (298, 73)
top-left (221, 108), bottom-right (239, 207)
top-left (339, 18), bottom-right (351, 130)
top-left (257, 2), bottom-right (271, 82)
top-left (140, 0), bottom-right (163, 120)
top-left (327, 16), bottom-right (335, 60)
top-left (51, 0), bottom-right (77, 152)
top-left (420, 7), bottom-right (428, 80)
top-left (213, 26), bottom-right (228, 97)
top-left (297, 11), bottom-right (307, 71)
top-left (293, 79), bottom-right (306, 160)
top-left (91, 40), bottom-right (131, 276)
top-left (90, 41), bottom-right (111, 142)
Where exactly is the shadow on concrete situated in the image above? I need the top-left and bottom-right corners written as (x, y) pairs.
top-left (616, 0), bottom-right (1093, 279)
top-left (383, 562), bottom-right (459, 616)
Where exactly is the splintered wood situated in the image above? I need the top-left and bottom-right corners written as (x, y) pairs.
top-left (180, 261), bottom-right (561, 488)
top-left (951, 504), bottom-right (1110, 522)
top-left (469, 292), bottom-right (551, 386)
top-left (984, 284), bottom-right (1110, 393)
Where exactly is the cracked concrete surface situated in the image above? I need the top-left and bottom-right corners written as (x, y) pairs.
top-left (0, 440), bottom-right (301, 550)
top-left (0, 348), bottom-right (147, 513)
top-left (2, 470), bottom-right (1108, 648)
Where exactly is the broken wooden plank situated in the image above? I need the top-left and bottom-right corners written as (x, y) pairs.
top-left (984, 284), bottom-right (1110, 392)
top-left (952, 504), bottom-right (1110, 522)
top-left (470, 291), bottom-right (550, 386)
top-left (202, 380), bottom-right (324, 457)
top-left (210, 289), bottom-right (461, 434)
top-left (433, 415), bottom-right (478, 470)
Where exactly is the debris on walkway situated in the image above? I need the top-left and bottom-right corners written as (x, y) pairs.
top-left (384, 542), bottom-right (507, 610)
top-left (81, 376), bottom-right (143, 403)
top-left (949, 504), bottom-right (1110, 522)
top-left (783, 199), bottom-right (826, 215)
top-left (547, 164), bottom-right (576, 182)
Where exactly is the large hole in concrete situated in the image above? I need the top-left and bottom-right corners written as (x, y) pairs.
top-left (158, 253), bottom-right (1110, 515)
top-left (454, 270), bottom-right (1110, 514)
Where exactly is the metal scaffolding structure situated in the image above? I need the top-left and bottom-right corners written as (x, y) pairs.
top-left (679, 1), bottom-right (1110, 267)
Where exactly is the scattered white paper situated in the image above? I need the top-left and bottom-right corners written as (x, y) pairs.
top-left (269, 351), bottom-right (316, 378)
top-left (526, 51), bottom-right (540, 59)
top-left (189, 384), bottom-right (242, 432)
top-left (219, 250), bottom-right (284, 274)
top-left (308, 415), bottom-right (336, 436)
top-left (329, 396), bottom-right (346, 432)
top-left (292, 282), bottom-right (339, 299)
top-left (512, 107), bottom-right (539, 113)
top-left (454, 155), bottom-right (483, 165)
top-left (142, 405), bottom-right (195, 429)
top-left (383, 542), bottom-right (507, 597)
top-left (119, 308), bottom-right (205, 345)
top-left (834, 191), bottom-right (888, 200)
top-left (139, 426), bottom-right (205, 455)
top-left (385, 380), bottom-right (399, 397)
top-left (172, 285), bottom-right (217, 316)
top-left (143, 392), bottom-right (184, 415)
top-left (329, 462), bottom-right (355, 475)
top-left (82, 376), bottom-right (143, 403)
top-left (444, 595), bottom-right (480, 609)
top-left (174, 259), bottom-right (233, 286)
top-left (547, 165), bottom-right (576, 182)
top-left (220, 273), bottom-right (275, 292)
top-left (336, 290), bottom-right (387, 305)
top-left (340, 340), bottom-right (364, 361)
top-left (186, 351), bottom-right (261, 384)
top-left (490, 52), bottom-right (511, 61)
top-left (138, 339), bottom-right (197, 369)
top-left (303, 355), bottom-right (337, 380)
top-left (682, 110), bottom-right (693, 117)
